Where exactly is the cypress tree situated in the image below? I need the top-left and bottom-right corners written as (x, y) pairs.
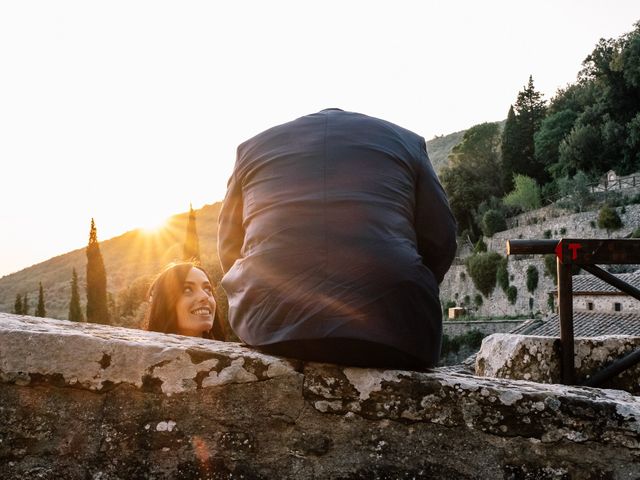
top-left (36, 282), bottom-right (46, 317)
top-left (86, 218), bottom-right (109, 324)
top-left (182, 203), bottom-right (201, 263)
top-left (23, 293), bottom-right (29, 316)
top-left (13, 294), bottom-right (23, 315)
top-left (68, 268), bottom-right (84, 322)
top-left (502, 76), bottom-right (548, 189)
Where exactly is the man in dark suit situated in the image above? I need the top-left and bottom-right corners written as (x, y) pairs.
top-left (218, 108), bottom-right (457, 369)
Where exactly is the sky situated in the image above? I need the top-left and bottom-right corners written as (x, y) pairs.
top-left (1, 1), bottom-right (639, 277)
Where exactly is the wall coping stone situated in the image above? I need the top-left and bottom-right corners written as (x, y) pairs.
top-left (2, 314), bottom-right (640, 478)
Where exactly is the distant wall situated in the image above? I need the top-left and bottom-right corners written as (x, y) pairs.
top-left (440, 203), bottom-right (640, 318)
top-left (443, 319), bottom-right (528, 337)
top-left (2, 315), bottom-right (640, 479)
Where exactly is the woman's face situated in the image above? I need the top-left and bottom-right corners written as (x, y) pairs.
top-left (175, 267), bottom-right (216, 337)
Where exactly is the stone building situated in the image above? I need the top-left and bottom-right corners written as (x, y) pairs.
top-left (554, 272), bottom-right (640, 314)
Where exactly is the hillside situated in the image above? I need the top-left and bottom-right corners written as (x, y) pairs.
top-left (426, 129), bottom-right (465, 173)
top-left (0, 202), bottom-right (223, 320)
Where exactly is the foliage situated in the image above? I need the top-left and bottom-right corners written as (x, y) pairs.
top-left (543, 254), bottom-right (557, 284)
top-left (544, 25), bottom-right (640, 179)
top-left (35, 282), bottom-right (46, 317)
top-left (597, 204), bottom-right (623, 234)
top-left (496, 257), bottom-right (509, 293)
top-left (507, 286), bottom-right (518, 304)
top-left (68, 268), bottom-right (84, 322)
top-left (117, 275), bottom-right (153, 319)
top-left (556, 170), bottom-right (593, 211)
top-left (440, 329), bottom-right (486, 356)
top-left (465, 252), bottom-right (502, 297)
top-left (474, 294), bottom-right (483, 307)
top-left (183, 204), bottom-right (201, 263)
top-left (23, 293), bottom-right (29, 315)
top-left (501, 76), bottom-right (548, 190)
top-left (13, 294), bottom-right (23, 315)
top-left (526, 265), bottom-right (539, 293)
top-left (481, 209), bottom-right (507, 237)
top-left (631, 227), bottom-right (640, 238)
top-left (504, 175), bottom-right (541, 212)
top-left (86, 218), bottom-right (109, 324)
top-left (543, 230), bottom-right (552, 239)
top-left (440, 122), bottom-right (504, 234)
top-left (547, 293), bottom-right (555, 312)
top-left (473, 238), bottom-right (487, 253)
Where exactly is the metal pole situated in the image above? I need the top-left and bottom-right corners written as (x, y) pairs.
top-left (557, 258), bottom-right (575, 385)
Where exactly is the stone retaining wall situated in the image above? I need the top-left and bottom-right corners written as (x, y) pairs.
top-left (443, 319), bottom-right (528, 337)
top-left (440, 203), bottom-right (640, 319)
top-left (2, 315), bottom-right (640, 479)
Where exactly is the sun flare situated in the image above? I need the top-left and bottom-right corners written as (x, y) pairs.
top-left (138, 213), bottom-right (169, 234)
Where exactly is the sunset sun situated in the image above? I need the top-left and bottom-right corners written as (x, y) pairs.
top-left (138, 213), bottom-right (170, 234)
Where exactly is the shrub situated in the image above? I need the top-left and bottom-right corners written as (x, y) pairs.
top-left (474, 294), bottom-right (483, 307)
top-left (507, 286), bottom-right (518, 304)
top-left (547, 293), bottom-right (555, 312)
top-left (598, 204), bottom-right (623, 235)
top-left (496, 257), bottom-right (509, 292)
top-left (589, 220), bottom-right (596, 228)
top-left (529, 297), bottom-right (534, 310)
top-left (632, 227), bottom-right (640, 238)
top-left (543, 229), bottom-right (552, 239)
top-left (460, 271), bottom-right (466, 280)
top-left (559, 227), bottom-right (567, 235)
top-left (526, 265), bottom-right (539, 293)
top-left (441, 330), bottom-right (486, 356)
top-left (465, 252), bottom-right (503, 297)
top-left (481, 209), bottom-right (507, 237)
top-left (474, 238), bottom-right (487, 253)
top-left (463, 295), bottom-right (470, 305)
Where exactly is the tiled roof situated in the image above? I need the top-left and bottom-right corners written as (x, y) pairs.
top-left (512, 311), bottom-right (640, 337)
top-left (571, 273), bottom-right (640, 294)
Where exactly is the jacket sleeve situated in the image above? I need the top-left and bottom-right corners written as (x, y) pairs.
top-left (415, 137), bottom-right (458, 284)
top-left (218, 169), bottom-right (245, 274)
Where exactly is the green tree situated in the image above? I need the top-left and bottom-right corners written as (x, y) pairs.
top-left (68, 268), bottom-right (84, 322)
top-left (86, 218), bottom-right (109, 324)
top-left (23, 293), bottom-right (29, 316)
top-left (440, 122), bottom-right (503, 234)
top-left (504, 175), bottom-right (541, 212)
top-left (183, 204), bottom-right (201, 263)
top-left (502, 76), bottom-right (547, 188)
top-left (598, 205), bottom-right (623, 236)
top-left (13, 294), bottom-right (23, 315)
top-left (556, 170), bottom-right (593, 212)
top-left (35, 282), bottom-right (46, 317)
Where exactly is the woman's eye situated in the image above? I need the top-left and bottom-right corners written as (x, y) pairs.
top-left (183, 286), bottom-right (193, 294)
top-left (204, 286), bottom-right (213, 295)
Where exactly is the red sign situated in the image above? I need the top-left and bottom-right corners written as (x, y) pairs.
top-left (555, 240), bottom-right (583, 263)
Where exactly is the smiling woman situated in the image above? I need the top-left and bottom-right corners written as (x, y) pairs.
top-left (142, 262), bottom-right (224, 340)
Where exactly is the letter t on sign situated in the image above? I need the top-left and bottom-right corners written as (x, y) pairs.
top-left (555, 241), bottom-right (583, 263)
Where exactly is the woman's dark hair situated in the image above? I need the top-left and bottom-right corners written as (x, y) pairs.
top-left (142, 262), bottom-right (223, 339)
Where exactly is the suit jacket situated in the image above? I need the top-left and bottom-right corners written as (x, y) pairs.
top-left (218, 109), bottom-right (457, 364)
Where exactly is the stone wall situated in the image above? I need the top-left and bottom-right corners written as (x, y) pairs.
top-left (443, 319), bottom-right (528, 337)
top-left (440, 203), bottom-right (640, 318)
top-left (2, 314), bottom-right (640, 479)
top-left (476, 333), bottom-right (640, 394)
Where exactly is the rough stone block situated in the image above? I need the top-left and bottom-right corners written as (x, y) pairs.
top-left (476, 333), bottom-right (640, 393)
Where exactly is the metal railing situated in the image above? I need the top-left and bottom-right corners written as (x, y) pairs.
top-left (507, 238), bottom-right (640, 385)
